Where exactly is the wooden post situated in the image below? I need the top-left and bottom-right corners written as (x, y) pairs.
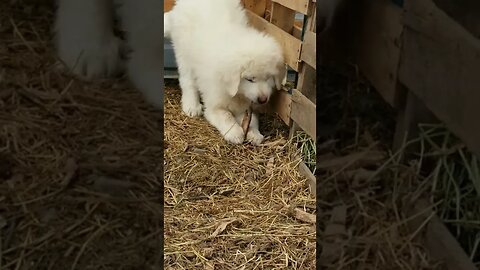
top-left (393, 87), bottom-right (438, 154)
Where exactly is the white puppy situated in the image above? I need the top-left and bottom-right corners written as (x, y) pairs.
top-left (165, 0), bottom-right (286, 145)
top-left (54, 0), bottom-right (163, 108)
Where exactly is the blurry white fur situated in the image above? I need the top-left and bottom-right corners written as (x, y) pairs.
top-left (165, 0), bottom-right (286, 145)
top-left (54, 0), bottom-right (163, 108)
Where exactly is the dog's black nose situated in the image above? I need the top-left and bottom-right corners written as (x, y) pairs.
top-left (257, 96), bottom-right (268, 104)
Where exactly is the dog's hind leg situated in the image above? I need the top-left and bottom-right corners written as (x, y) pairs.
top-left (117, 0), bottom-right (163, 109)
top-left (55, 0), bottom-right (123, 79)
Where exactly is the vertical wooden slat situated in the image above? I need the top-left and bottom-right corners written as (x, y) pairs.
top-left (242, 0), bottom-right (268, 18)
top-left (270, 2), bottom-right (296, 34)
top-left (272, 0), bottom-right (310, 15)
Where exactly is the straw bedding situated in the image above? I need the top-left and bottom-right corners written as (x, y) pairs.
top-left (163, 84), bottom-right (316, 269)
top-left (316, 69), bottom-right (447, 269)
top-left (1, 2), bottom-right (162, 269)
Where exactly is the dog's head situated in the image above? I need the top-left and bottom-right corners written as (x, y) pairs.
top-left (222, 34), bottom-right (286, 105)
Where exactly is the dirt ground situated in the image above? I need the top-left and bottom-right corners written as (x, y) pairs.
top-left (1, 2), bottom-right (162, 269)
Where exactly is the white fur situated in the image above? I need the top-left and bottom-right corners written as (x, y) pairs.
top-left (54, 0), bottom-right (163, 108)
top-left (165, 0), bottom-right (286, 145)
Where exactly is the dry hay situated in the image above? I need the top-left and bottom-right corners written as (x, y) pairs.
top-left (416, 124), bottom-right (480, 266)
top-left (316, 138), bottom-right (443, 269)
top-left (316, 68), bottom-right (447, 269)
top-left (1, 2), bottom-right (162, 269)
top-left (163, 84), bottom-right (316, 269)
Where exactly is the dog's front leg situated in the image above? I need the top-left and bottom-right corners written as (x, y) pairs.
top-left (205, 108), bottom-right (244, 145)
top-left (118, 0), bottom-right (163, 109)
top-left (55, 0), bottom-right (123, 79)
top-left (245, 113), bottom-right (264, 145)
top-left (235, 112), bottom-right (264, 145)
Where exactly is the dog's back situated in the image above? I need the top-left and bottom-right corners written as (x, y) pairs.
top-left (165, 0), bottom-right (248, 37)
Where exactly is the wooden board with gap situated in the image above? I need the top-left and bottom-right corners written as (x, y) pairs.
top-left (301, 31), bottom-right (316, 69)
top-left (270, 1), bottom-right (295, 33)
top-left (242, 0), bottom-right (268, 18)
top-left (268, 89), bottom-right (291, 126)
top-left (398, 0), bottom-right (480, 157)
top-left (272, 0), bottom-right (310, 15)
top-left (246, 10), bottom-right (302, 71)
top-left (290, 89), bottom-right (316, 140)
top-left (408, 200), bottom-right (477, 270)
top-left (354, 0), bottom-right (404, 108)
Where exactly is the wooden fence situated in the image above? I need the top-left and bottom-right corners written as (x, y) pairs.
top-left (242, 0), bottom-right (317, 196)
top-left (319, 0), bottom-right (480, 157)
top-left (319, 0), bottom-right (480, 268)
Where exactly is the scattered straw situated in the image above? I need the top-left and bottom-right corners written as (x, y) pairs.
top-left (163, 84), bottom-right (315, 269)
top-left (1, 2), bottom-right (162, 269)
top-left (417, 124), bottom-right (480, 265)
top-left (316, 66), bottom-right (446, 269)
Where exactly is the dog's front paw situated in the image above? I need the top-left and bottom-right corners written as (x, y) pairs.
top-left (246, 129), bottom-right (264, 146)
top-left (224, 125), bottom-right (245, 145)
top-left (182, 101), bottom-right (203, 117)
top-left (182, 96), bottom-right (202, 117)
top-left (57, 34), bottom-right (124, 79)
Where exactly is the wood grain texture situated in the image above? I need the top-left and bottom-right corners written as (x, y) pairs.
top-left (290, 89), bottom-right (316, 139)
top-left (268, 89), bottom-right (291, 126)
top-left (298, 161), bottom-right (316, 197)
top-left (399, 0), bottom-right (480, 157)
top-left (246, 10), bottom-right (302, 71)
top-left (272, 0), bottom-right (310, 15)
top-left (270, 2), bottom-right (295, 33)
top-left (354, 0), bottom-right (404, 107)
top-left (301, 31), bottom-right (316, 69)
top-left (408, 199), bottom-right (477, 270)
top-left (242, 0), bottom-right (268, 17)
top-left (297, 63), bottom-right (316, 104)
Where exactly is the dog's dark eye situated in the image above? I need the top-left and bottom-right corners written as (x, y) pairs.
top-left (246, 77), bottom-right (255, 83)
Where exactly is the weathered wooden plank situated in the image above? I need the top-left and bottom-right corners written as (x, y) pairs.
top-left (268, 89), bottom-right (291, 125)
top-left (434, 0), bottom-right (480, 39)
top-left (272, 0), bottom-right (310, 15)
top-left (293, 25), bottom-right (302, 39)
top-left (354, 0), bottom-right (404, 108)
top-left (290, 89), bottom-right (316, 139)
top-left (246, 10), bottom-right (302, 71)
top-left (392, 88), bottom-right (438, 154)
top-left (270, 2), bottom-right (295, 33)
top-left (398, 0), bottom-right (480, 157)
top-left (300, 31), bottom-right (316, 69)
top-left (242, 0), bottom-right (268, 18)
top-left (408, 199), bottom-right (477, 270)
top-left (297, 63), bottom-right (316, 104)
top-left (308, 1), bottom-right (316, 32)
top-left (292, 19), bottom-right (304, 39)
top-left (298, 161), bottom-right (316, 197)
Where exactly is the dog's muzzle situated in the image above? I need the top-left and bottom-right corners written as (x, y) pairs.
top-left (257, 95), bottom-right (268, 104)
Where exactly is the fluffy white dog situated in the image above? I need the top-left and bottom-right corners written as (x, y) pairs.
top-left (54, 0), bottom-right (163, 108)
top-left (165, 0), bottom-right (286, 145)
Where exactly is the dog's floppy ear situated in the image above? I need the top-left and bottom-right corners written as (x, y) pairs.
top-left (274, 63), bottom-right (287, 90)
top-left (225, 75), bottom-right (241, 97)
top-left (221, 65), bottom-right (242, 97)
